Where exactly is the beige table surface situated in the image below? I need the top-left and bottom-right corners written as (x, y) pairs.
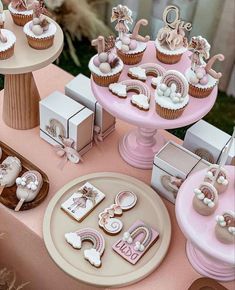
top-left (0, 64), bottom-right (233, 290)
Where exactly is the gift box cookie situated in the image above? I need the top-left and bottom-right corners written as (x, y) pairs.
top-left (65, 74), bottom-right (116, 140)
top-left (151, 141), bottom-right (210, 204)
top-left (40, 91), bottom-right (94, 155)
top-left (183, 120), bottom-right (234, 165)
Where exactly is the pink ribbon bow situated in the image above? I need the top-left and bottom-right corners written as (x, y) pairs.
top-left (53, 137), bottom-right (83, 169)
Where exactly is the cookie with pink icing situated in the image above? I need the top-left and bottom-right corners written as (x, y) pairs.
top-left (65, 228), bottom-right (105, 267)
top-left (109, 80), bottom-right (151, 111)
top-left (112, 220), bottom-right (159, 264)
top-left (15, 170), bottom-right (43, 211)
top-left (193, 182), bottom-right (218, 216)
top-left (128, 63), bottom-right (166, 87)
top-left (98, 190), bottom-right (137, 235)
top-left (185, 36), bottom-right (225, 98)
top-left (111, 5), bottom-right (150, 65)
top-left (155, 70), bottom-right (189, 119)
top-left (215, 211), bottom-right (235, 244)
top-left (204, 164), bottom-right (229, 194)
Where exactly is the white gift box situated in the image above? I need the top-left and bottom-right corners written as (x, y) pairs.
top-left (183, 120), bottom-right (234, 165)
top-left (65, 73), bottom-right (116, 139)
top-left (40, 91), bottom-right (94, 155)
top-left (151, 141), bottom-right (210, 204)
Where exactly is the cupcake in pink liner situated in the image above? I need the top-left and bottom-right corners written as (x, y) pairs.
top-left (24, 0), bottom-right (56, 50)
top-left (8, 0), bottom-right (37, 26)
top-left (154, 70), bottom-right (189, 119)
top-left (155, 5), bottom-right (192, 64)
top-left (111, 4), bottom-right (150, 65)
top-left (185, 36), bottom-right (225, 98)
top-left (89, 35), bottom-right (124, 87)
top-left (0, 1), bottom-right (5, 28)
top-left (0, 28), bottom-right (16, 60)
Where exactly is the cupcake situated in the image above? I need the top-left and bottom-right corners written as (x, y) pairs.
top-left (89, 35), bottom-right (124, 87)
top-left (215, 211), bottom-right (235, 244)
top-left (204, 164), bottom-right (229, 194)
top-left (0, 29), bottom-right (16, 60)
top-left (193, 182), bottom-right (218, 216)
top-left (155, 70), bottom-right (189, 119)
top-left (111, 5), bottom-right (150, 65)
top-left (155, 6), bottom-right (191, 64)
top-left (0, 1), bottom-right (5, 28)
top-left (185, 36), bottom-right (225, 98)
top-left (8, 0), bottom-right (36, 26)
top-left (24, 1), bottom-right (56, 50)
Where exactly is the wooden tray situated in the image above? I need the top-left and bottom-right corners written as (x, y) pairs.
top-left (188, 277), bottom-right (228, 290)
top-left (0, 141), bottom-right (49, 211)
top-left (43, 172), bottom-right (171, 288)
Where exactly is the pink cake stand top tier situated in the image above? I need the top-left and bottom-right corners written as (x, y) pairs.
top-left (175, 166), bottom-right (235, 265)
top-left (91, 41), bottom-right (217, 130)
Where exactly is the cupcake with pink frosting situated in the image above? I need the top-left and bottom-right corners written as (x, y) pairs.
top-left (185, 36), bottom-right (225, 98)
top-left (111, 5), bottom-right (150, 65)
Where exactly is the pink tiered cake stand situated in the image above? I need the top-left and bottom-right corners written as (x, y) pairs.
top-left (91, 41), bottom-right (218, 169)
top-left (176, 166), bottom-right (235, 281)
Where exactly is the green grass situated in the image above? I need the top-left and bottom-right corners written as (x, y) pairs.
top-left (1, 38), bottom-right (234, 139)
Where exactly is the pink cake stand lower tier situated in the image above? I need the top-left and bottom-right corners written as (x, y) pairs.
top-left (91, 41), bottom-right (217, 169)
top-left (176, 166), bottom-right (235, 281)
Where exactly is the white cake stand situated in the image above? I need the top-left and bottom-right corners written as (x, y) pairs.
top-left (0, 11), bottom-right (63, 130)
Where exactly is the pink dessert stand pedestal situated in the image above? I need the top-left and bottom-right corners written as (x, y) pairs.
top-left (91, 41), bottom-right (218, 169)
top-left (175, 166), bottom-right (235, 282)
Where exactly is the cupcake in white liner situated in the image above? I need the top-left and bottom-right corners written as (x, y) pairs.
top-left (8, 0), bottom-right (36, 26)
top-left (89, 35), bottom-right (124, 87)
top-left (155, 6), bottom-right (191, 64)
top-left (0, 28), bottom-right (16, 60)
top-left (185, 36), bottom-right (225, 98)
top-left (24, 1), bottom-right (56, 50)
top-left (111, 4), bottom-right (150, 65)
top-left (0, 1), bottom-right (5, 28)
top-left (155, 70), bottom-right (189, 119)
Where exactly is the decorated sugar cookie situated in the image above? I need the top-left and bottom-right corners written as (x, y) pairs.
top-left (193, 182), bottom-right (218, 216)
top-left (185, 36), bottom-right (225, 98)
top-left (112, 220), bottom-right (159, 264)
top-left (0, 156), bottom-right (22, 195)
top-left (155, 70), bottom-right (189, 119)
top-left (15, 170), bottom-right (43, 211)
top-left (65, 228), bottom-right (105, 267)
top-left (98, 190), bottom-right (137, 235)
top-left (111, 5), bottom-right (150, 65)
top-left (109, 80), bottom-right (151, 111)
top-left (215, 211), bottom-right (235, 244)
top-left (204, 164), bottom-right (229, 194)
top-left (61, 182), bottom-right (105, 222)
top-left (128, 63), bottom-right (166, 86)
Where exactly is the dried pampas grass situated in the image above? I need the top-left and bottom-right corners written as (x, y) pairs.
top-left (45, 0), bottom-right (112, 66)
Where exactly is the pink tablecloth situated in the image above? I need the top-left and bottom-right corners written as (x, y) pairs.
top-left (0, 64), bottom-right (233, 290)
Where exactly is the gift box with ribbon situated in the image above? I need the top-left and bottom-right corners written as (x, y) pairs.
top-left (183, 120), bottom-right (234, 165)
top-left (65, 73), bottom-right (115, 141)
top-left (40, 91), bottom-right (94, 163)
top-left (151, 141), bottom-right (210, 204)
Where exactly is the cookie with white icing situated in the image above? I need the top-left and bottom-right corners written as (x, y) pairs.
top-left (204, 164), bottom-right (229, 194)
top-left (215, 211), bottom-right (235, 244)
top-left (192, 182), bottom-right (218, 216)
top-left (0, 156), bottom-right (22, 188)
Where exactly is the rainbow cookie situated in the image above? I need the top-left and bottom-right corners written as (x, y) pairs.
top-left (109, 80), bottom-right (151, 111)
top-left (215, 211), bottom-right (235, 244)
top-left (112, 220), bottom-right (159, 264)
top-left (98, 190), bottom-right (137, 235)
top-left (128, 63), bottom-right (166, 86)
top-left (155, 70), bottom-right (189, 119)
top-left (193, 182), bottom-right (218, 216)
top-left (65, 228), bottom-right (105, 267)
top-left (204, 164), bottom-right (229, 194)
